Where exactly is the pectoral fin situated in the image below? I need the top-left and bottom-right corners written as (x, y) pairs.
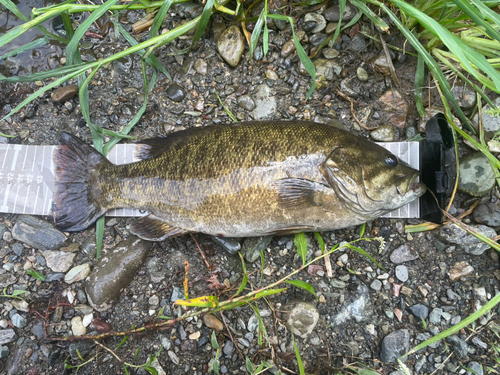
top-left (273, 178), bottom-right (331, 209)
top-left (130, 215), bottom-right (188, 241)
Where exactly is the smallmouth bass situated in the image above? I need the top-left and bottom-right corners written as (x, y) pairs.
top-left (52, 121), bottom-right (426, 240)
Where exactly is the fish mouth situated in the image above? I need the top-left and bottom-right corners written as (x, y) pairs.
top-left (396, 174), bottom-right (426, 197)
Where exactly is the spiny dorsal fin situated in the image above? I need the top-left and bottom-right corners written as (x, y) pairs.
top-left (130, 214), bottom-right (188, 241)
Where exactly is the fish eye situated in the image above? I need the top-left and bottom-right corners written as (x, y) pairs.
top-left (385, 155), bottom-right (398, 167)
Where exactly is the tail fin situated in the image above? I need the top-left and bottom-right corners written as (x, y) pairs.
top-left (52, 132), bottom-right (111, 232)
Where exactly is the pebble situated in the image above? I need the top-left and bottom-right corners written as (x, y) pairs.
top-left (451, 83), bottom-right (476, 109)
top-left (51, 85), bottom-right (78, 102)
top-left (472, 336), bottom-right (488, 350)
top-left (331, 282), bottom-right (372, 326)
top-left (373, 54), bottom-right (391, 75)
top-left (0, 329), bottom-right (15, 345)
top-left (473, 96), bottom-right (500, 137)
top-left (379, 90), bottom-right (407, 127)
top-left (324, 4), bottom-right (357, 22)
top-left (325, 22), bottom-right (338, 35)
top-left (350, 34), bottom-right (366, 52)
top-left (437, 223), bottom-right (496, 255)
top-left (0, 346), bottom-right (9, 359)
top-left (252, 84), bottom-right (277, 120)
top-left (322, 48), bottom-right (339, 59)
top-left (193, 58), bottom-right (207, 75)
top-left (12, 216), bottom-right (67, 250)
top-left (11, 300), bottom-right (29, 312)
top-left (370, 124), bottom-right (395, 142)
top-left (466, 361), bottom-right (484, 375)
top-left (380, 329), bottom-right (410, 363)
top-left (429, 308), bottom-right (443, 324)
top-left (447, 336), bottom-right (469, 358)
top-left (168, 350), bottom-right (180, 365)
top-left (71, 316), bottom-right (86, 336)
top-left (41, 250), bottom-right (76, 273)
top-left (390, 244), bottom-right (419, 264)
top-left (473, 202), bottom-right (500, 226)
top-left (11, 313), bottom-right (27, 328)
top-left (357, 67), bottom-right (369, 81)
top-left (166, 83), bottom-right (186, 102)
top-left (85, 236), bottom-right (150, 311)
top-left (410, 304), bottom-right (428, 320)
top-left (395, 265), bottom-right (408, 282)
top-left (303, 13), bottom-right (326, 33)
top-left (203, 314), bottom-right (223, 331)
top-left (247, 314), bottom-right (259, 332)
top-left (242, 235), bottom-right (273, 263)
top-left (458, 152), bottom-right (495, 196)
top-left (65, 263), bottom-right (91, 284)
top-left (223, 340), bottom-right (234, 356)
top-left (217, 25), bottom-right (245, 68)
top-left (283, 301), bottom-right (319, 338)
top-left (449, 261), bottom-right (474, 281)
top-left (237, 95), bottom-right (256, 111)
top-left (370, 279), bottom-right (382, 291)
top-left (313, 59), bottom-right (341, 81)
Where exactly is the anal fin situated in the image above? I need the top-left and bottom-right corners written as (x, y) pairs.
top-left (130, 215), bottom-right (188, 241)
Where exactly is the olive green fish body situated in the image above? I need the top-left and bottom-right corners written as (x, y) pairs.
top-left (53, 121), bottom-right (426, 240)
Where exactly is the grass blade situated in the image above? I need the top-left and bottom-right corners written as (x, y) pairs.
top-left (250, 9), bottom-right (266, 60)
top-left (346, 244), bottom-right (384, 269)
top-left (407, 288), bottom-right (500, 356)
top-left (149, 0), bottom-right (174, 38)
top-left (350, 0), bottom-right (389, 33)
top-left (292, 333), bottom-right (306, 375)
top-left (0, 36), bottom-right (50, 60)
top-left (66, 0), bottom-right (121, 65)
top-left (192, 0), bottom-right (214, 44)
top-left (234, 253), bottom-right (248, 297)
top-left (285, 280), bottom-right (317, 299)
top-left (452, 0), bottom-right (500, 43)
top-left (415, 51), bottom-right (425, 117)
top-left (393, 0), bottom-right (500, 93)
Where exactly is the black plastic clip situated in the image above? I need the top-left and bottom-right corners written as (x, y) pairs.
top-left (419, 113), bottom-right (454, 223)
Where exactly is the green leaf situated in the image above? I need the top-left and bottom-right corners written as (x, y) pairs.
top-left (294, 232), bottom-right (308, 266)
top-left (452, 0), bottom-right (500, 44)
top-left (123, 365), bottom-right (130, 375)
top-left (359, 223), bottom-right (366, 238)
top-left (285, 280), bottom-right (317, 298)
top-left (415, 52), bottom-right (425, 118)
top-left (142, 365), bottom-right (158, 375)
top-left (11, 290), bottom-right (27, 296)
top-left (252, 288), bottom-right (287, 300)
top-left (234, 253), bottom-right (248, 297)
top-left (250, 9), bottom-right (266, 60)
top-left (292, 333), bottom-right (305, 375)
top-left (211, 330), bottom-right (219, 349)
top-left (116, 334), bottom-right (130, 350)
top-left (246, 357), bottom-right (255, 373)
top-left (346, 244), bottom-right (384, 269)
top-left (263, 21), bottom-right (269, 56)
top-left (313, 232), bottom-right (325, 254)
top-left (192, 0), bottom-right (214, 44)
top-left (149, 0), bottom-right (174, 38)
top-left (175, 295), bottom-right (219, 308)
top-left (26, 269), bottom-right (46, 281)
top-left (357, 369), bottom-right (381, 375)
top-left (0, 36), bottom-right (50, 60)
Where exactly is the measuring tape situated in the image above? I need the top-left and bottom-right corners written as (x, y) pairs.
top-left (0, 142), bottom-right (420, 219)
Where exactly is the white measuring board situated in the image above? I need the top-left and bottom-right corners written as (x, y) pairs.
top-left (0, 141), bottom-right (420, 218)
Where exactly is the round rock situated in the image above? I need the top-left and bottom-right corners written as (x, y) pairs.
top-left (251, 85), bottom-right (277, 120)
top-left (357, 67), bottom-right (369, 82)
top-left (65, 263), bottom-right (91, 284)
top-left (473, 202), bottom-right (500, 227)
top-left (203, 314), bottom-right (223, 331)
top-left (42, 250), bottom-right (76, 273)
top-left (380, 329), bottom-right (410, 363)
top-left (473, 96), bottom-right (500, 137)
top-left (437, 223), bottom-right (496, 255)
top-left (284, 301), bottom-right (319, 338)
top-left (410, 304), bottom-right (429, 320)
top-left (237, 95), bottom-right (256, 111)
top-left (390, 244), bottom-right (419, 264)
top-left (458, 152), bottom-right (495, 196)
top-left (217, 25), bottom-right (245, 68)
top-left (71, 316), bottom-right (87, 336)
top-left (166, 83), bottom-right (185, 102)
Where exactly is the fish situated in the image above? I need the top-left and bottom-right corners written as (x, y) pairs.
top-left (52, 121), bottom-right (426, 241)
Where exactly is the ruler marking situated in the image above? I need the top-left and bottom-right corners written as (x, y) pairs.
top-left (43, 185), bottom-right (49, 215)
top-left (22, 147), bottom-right (28, 170)
top-left (1, 184), bottom-right (11, 212)
top-left (33, 185), bottom-right (40, 214)
top-left (13, 185), bottom-right (20, 212)
top-left (23, 185), bottom-right (30, 214)
top-left (32, 146), bottom-right (37, 172)
top-left (1, 144), bottom-right (9, 169)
